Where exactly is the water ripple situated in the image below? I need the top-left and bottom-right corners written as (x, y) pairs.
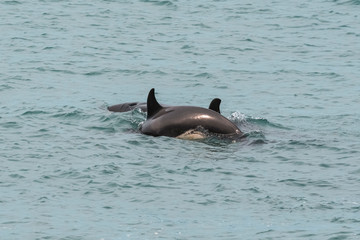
top-left (1, 0), bottom-right (360, 239)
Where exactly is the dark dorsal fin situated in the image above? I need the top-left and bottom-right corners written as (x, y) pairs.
top-left (147, 88), bottom-right (162, 119)
top-left (209, 98), bottom-right (221, 114)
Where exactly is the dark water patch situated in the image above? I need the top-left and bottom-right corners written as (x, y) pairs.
top-left (185, 83), bottom-right (204, 88)
top-left (0, 121), bottom-right (21, 129)
top-left (244, 174), bottom-right (258, 178)
top-left (193, 23), bottom-right (211, 29)
top-left (101, 165), bottom-right (121, 175)
top-left (134, 182), bottom-right (177, 189)
top-left (218, 170), bottom-right (236, 176)
top-left (200, 135), bottom-right (245, 146)
top-left (21, 110), bottom-right (49, 116)
top-left (279, 178), bottom-right (336, 189)
top-left (37, 196), bottom-right (49, 203)
top-left (87, 126), bottom-right (116, 133)
top-left (51, 109), bottom-right (87, 119)
top-left (126, 140), bottom-right (142, 146)
top-left (2, 0), bottom-right (22, 5)
top-left (350, 205), bottom-right (360, 212)
top-left (58, 235), bottom-right (84, 240)
top-left (279, 179), bottom-right (307, 187)
top-left (181, 44), bottom-right (193, 50)
top-left (10, 37), bottom-right (30, 41)
top-left (304, 71), bottom-right (342, 79)
top-left (287, 139), bottom-right (343, 153)
top-left (36, 67), bottom-right (76, 75)
top-left (38, 128), bottom-right (49, 133)
top-left (248, 138), bottom-right (267, 145)
top-left (240, 130), bottom-right (267, 145)
top-left (319, 163), bottom-right (332, 168)
top-left (235, 156), bottom-right (265, 163)
top-left (108, 183), bottom-right (132, 189)
top-left (214, 183), bottom-right (227, 192)
top-left (256, 229), bottom-right (274, 235)
top-left (299, 233), bottom-right (318, 238)
top-left (126, 160), bottom-right (147, 166)
top-left (331, 217), bottom-right (360, 224)
top-left (139, 0), bottom-right (177, 8)
top-left (42, 46), bottom-right (60, 50)
top-left (194, 72), bottom-right (213, 78)
top-left (332, 0), bottom-right (360, 5)
top-left (212, 84), bottom-right (229, 90)
top-left (276, 155), bottom-right (290, 162)
top-left (55, 169), bottom-right (93, 180)
top-left (327, 232), bottom-right (354, 240)
top-left (308, 180), bottom-right (336, 188)
top-left (221, 46), bottom-right (255, 52)
top-left (136, 70), bottom-right (168, 76)
top-left (246, 117), bottom-right (290, 129)
top-left (192, 167), bottom-right (215, 173)
top-left (242, 187), bottom-right (261, 194)
top-left (313, 202), bottom-right (336, 210)
top-left (0, 84), bottom-right (14, 91)
top-left (115, 69), bottom-right (143, 75)
top-left (9, 173), bottom-right (25, 179)
top-left (197, 199), bottom-right (217, 206)
top-left (349, 168), bottom-right (360, 174)
top-left (84, 70), bottom-right (109, 76)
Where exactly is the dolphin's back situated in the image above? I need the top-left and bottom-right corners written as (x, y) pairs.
top-left (107, 102), bottom-right (147, 112)
top-left (141, 106), bottom-right (241, 137)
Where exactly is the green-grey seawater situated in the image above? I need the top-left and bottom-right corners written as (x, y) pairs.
top-left (1, 0), bottom-right (360, 239)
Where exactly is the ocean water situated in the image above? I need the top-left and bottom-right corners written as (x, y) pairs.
top-left (1, 0), bottom-right (360, 239)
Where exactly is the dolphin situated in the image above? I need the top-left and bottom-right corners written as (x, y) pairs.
top-left (140, 88), bottom-right (243, 139)
top-left (107, 102), bottom-right (149, 112)
top-left (108, 98), bottom-right (221, 113)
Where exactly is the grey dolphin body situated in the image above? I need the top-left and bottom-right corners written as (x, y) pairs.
top-left (108, 98), bottom-right (221, 113)
top-left (140, 89), bottom-right (243, 139)
top-left (107, 102), bottom-right (149, 112)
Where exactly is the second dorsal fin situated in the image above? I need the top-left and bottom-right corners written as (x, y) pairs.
top-left (209, 98), bottom-right (221, 114)
top-left (147, 88), bottom-right (162, 119)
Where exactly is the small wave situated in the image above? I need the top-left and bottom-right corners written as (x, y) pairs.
top-left (98, 109), bottom-right (145, 134)
top-left (0, 84), bottom-right (14, 91)
top-left (2, 0), bottom-right (22, 5)
top-left (84, 70), bottom-right (110, 76)
top-left (194, 72), bottom-right (214, 78)
top-left (247, 117), bottom-right (290, 129)
top-left (36, 67), bottom-right (76, 75)
top-left (21, 110), bottom-right (48, 116)
top-left (52, 109), bottom-right (86, 119)
top-left (279, 178), bottom-right (337, 189)
top-left (0, 121), bottom-right (21, 129)
top-left (228, 112), bottom-right (295, 145)
top-left (287, 139), bottom-right (343, 152)
top-left (137, 70), bottom-right (168, 76)
top-left (86, 126), bottom-right (116, 133)
top-left (238, 130), bottom-right (267, 145)
top-left (333, 0), bottom-right (360, 5)
top-left (9, 173), bottom-right (25, 179)
top-left (229, 111), bottom-right (290, 129)
top-left (139, 0), bottom-right (177, 7)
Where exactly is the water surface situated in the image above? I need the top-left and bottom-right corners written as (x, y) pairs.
top-left (1, 0), bottom-right (360, 239)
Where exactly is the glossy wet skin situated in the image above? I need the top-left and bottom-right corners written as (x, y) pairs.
top-left (108, 99), bottom-right (219, 113)
top-left (107, 102), bottom-right (148, 112)
top-left (140, 105), bottom-right (242, 137)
